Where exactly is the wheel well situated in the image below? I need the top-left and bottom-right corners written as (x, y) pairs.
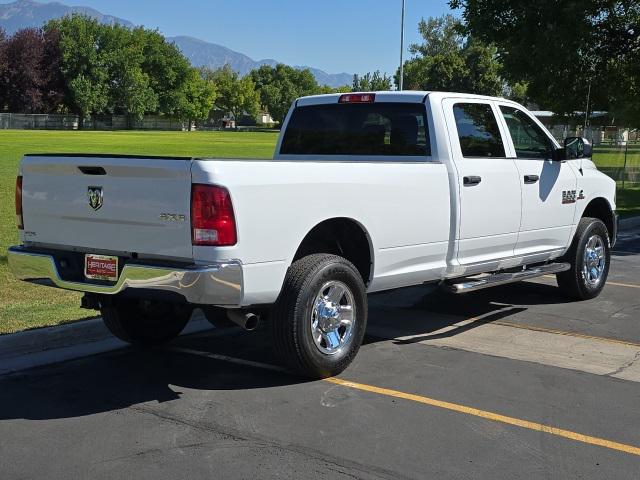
top-left (293, 218), bottom-right (372, 285)
top-left (582, 197), bottom-right (614, 240)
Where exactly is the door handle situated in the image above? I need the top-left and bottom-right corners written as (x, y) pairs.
top-left (463, 175), bottom-right (482, 186)
top-left (524, 174), bottom-right (539, 184)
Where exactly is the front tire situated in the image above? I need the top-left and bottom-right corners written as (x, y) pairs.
top-left (271, 254), bottom-right (367, 378)
top-left (556, 217), bottom-right (610, 300)
top-left (101, 298), bottom-right (193, 345)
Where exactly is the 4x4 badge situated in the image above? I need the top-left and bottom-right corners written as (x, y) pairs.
top-left (88, 186), bottom-right (103, 211)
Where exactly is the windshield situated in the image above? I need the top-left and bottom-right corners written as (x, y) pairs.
top-left (280, 103), bottom-right (431, 157)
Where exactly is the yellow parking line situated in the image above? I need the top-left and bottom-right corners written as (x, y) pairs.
top-left (541, 275), bottom-right (640, 289)
top-left (175, 346), bottom-right (640, 456)
top-left (492, 320), bottom-right (640, 348)
top-left (325, 377), bottom-right (640, 457)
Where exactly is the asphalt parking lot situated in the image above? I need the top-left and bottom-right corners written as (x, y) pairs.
top-left (1, 227), bottom-right (639, 479)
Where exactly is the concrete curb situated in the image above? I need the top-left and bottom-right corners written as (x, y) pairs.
top-left (0, 312), bottom-right (213, 376)
top-left (0, 317), bottom-right (108, 360)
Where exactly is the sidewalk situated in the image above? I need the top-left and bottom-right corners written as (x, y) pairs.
top-left (0, 312), bottom-right (213, 376)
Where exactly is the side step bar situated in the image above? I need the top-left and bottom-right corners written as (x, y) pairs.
top-left (446, 262), bottom-right (570, 294)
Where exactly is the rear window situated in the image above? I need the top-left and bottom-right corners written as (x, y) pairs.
top-left (280, 103), bottom-right (431, 157)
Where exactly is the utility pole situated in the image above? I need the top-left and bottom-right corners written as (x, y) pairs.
top-left (583, 82), bottom-right (591, 138)
top-left (399, 0), bottom-right (406, 91)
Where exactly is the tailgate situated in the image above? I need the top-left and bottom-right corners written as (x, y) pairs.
top-left (21, 155), bottom-right (194, 260)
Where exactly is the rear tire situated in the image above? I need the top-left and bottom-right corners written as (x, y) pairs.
top-left (101, 298), bottom-right (192, 345)
top-left (556, 217), bottom-right (610, 300)
top-left (271, 254), bottom-right (367, 378)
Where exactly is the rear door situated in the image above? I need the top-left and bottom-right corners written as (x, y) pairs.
top-left (496, 104), bottom-right (578, 257)
top-left (21, 155), bottom-right (194, 260)
top-left (443, 99), bottom-right (521, 266)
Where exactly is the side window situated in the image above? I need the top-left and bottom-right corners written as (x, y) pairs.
top-left (453, 103), bottom-right (505, 158)
top-left (500, 106), bottom-right (552, 159)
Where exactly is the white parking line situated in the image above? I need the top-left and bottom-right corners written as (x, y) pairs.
top-left (169, 346), bottom-right (288, 373)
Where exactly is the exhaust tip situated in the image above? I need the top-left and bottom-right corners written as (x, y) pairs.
top-left (227, 310), bottom-right (260, 331)
top-left (244, 313), bottom-right (260, 331)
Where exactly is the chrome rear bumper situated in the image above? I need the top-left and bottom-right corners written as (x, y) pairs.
top-left (7, 246), bottom-right (242, 306)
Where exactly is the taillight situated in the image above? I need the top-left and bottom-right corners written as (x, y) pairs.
top-left (338, 93), bottom-right (375, 103)
top-left (191, 184), bottom-right (237, 246)
top-left (15, 176), bottom-right (23, 230)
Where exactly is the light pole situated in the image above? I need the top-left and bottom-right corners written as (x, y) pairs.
top-left (399, 0), bottom-right (406, 91)
top-left (583, 81), bottom-right (591, 138)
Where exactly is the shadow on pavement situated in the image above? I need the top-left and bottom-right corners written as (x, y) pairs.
top-left (0, 279), bottom-right (574, 422)
top-left (0, 329), bottom-right (307, 421)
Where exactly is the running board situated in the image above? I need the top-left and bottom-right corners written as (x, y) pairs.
top-left (446, 263), bottom-right (570, 294)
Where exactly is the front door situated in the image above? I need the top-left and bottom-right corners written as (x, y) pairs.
top-left (443, 99), bottom-right (522, 266)
top-left (496, 104), bottom-right (578, 257)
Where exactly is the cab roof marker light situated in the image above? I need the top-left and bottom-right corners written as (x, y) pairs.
top-left (338, 93), bottom-right (376, 104)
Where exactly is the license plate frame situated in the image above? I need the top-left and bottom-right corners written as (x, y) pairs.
top-left (84, 254), bottom-right (119, 281)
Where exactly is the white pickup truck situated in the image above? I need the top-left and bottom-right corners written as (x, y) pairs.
top-left (9, 91), bottom-right (618, 378)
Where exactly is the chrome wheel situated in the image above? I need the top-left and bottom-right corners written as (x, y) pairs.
top-left (583, 234), bottom-right (606, 287)
top-left (310, 280), bottom-right (355, 355)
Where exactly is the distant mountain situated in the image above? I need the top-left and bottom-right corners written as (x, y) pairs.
top-left (168, 36), bottom-right (279, 77)
top-left (0, 0), bottom-right (133, 33)
top-left (169, 36), bottom-right (352, 88)
top-left (0, 0), bottom-right (353, 88)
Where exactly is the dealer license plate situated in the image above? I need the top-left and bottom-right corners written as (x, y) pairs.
top-left (85, 254), bottom-right (119, 281)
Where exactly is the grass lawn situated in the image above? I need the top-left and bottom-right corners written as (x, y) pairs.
top-left (616, 185), bottom-right (640, 218)
top-left (592, 145), bottom-right (640, 167)
top-left (592, 145), bottom-right (640, 217)
top-left (0, 129), bottom-right (278, 334)
top-left (1, 130), bottom-right (639, 334)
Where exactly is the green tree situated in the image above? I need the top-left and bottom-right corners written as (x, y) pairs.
top-left (250, 64), bottom-right (320, 124)
top-left (352, 71), bottom-right (393, 91)
top-left (178, 68), bottom-right (217, 129)
top-left (205, 65), bottom-right (259, 128)
top-left (142, 30), bottom-right (194, 116)
top-left (46, 15), bottom-right (108, 127)
top-left (504, 81), bottom-right (529, 105)
top-left (48, 15), bottom-right (211, 128)
top-left (461, 40), bottom-right (502, 96)
top-left (610, 58), bottom-right (640, 126)
top-left (318, 84), bottom-right (351, 94)
top-left (398, 15), bottom-right (503, 96)
top-left (449, 0), bottom-right (640, 122)
top-left (101, 25), bottom-right (158, 125)
top-left (411, 15), bottom-right (464, 58)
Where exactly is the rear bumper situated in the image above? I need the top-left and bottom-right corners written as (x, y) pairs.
top-left (7, 246), bottom-right (243, 306)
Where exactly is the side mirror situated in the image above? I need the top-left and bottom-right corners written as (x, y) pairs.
top-left (563, 137), bottom-right (592, 160)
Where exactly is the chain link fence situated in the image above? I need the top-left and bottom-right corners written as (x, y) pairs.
top-left (546, 124), bottom-right (639, 188)
top-left (592, 143), bottom-right (640, 188)
top-left (2, 114), bottom-right (638, 188)
top-left (0, 113), bottom-right (191, 131)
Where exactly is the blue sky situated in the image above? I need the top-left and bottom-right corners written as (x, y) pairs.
top-left (21, 0), bottom-right (459, 75)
